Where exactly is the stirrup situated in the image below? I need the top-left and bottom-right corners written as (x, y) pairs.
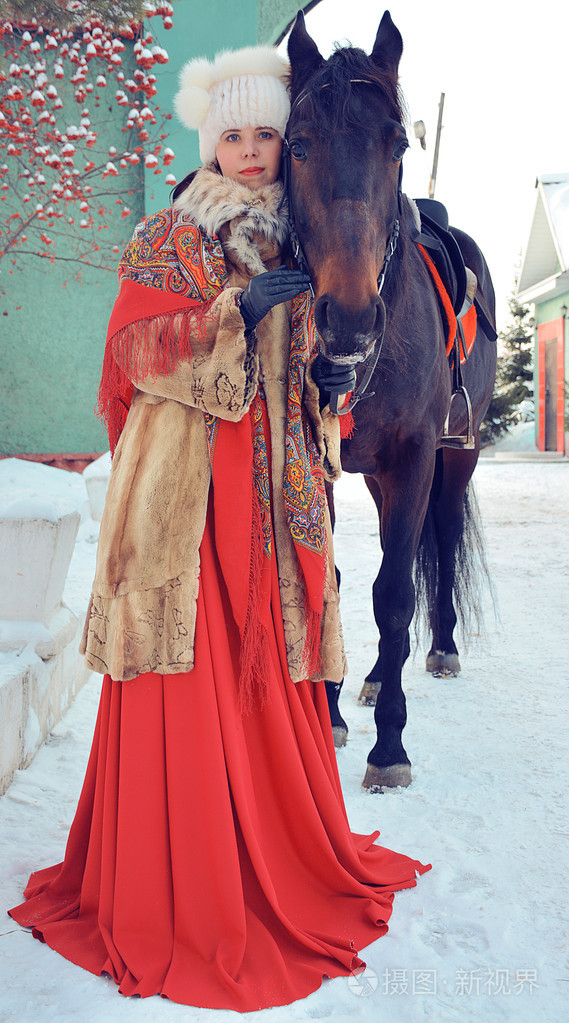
top-left (441, 385), bottom-right (475, 449)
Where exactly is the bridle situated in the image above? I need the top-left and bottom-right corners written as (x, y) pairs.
top-left (280, 78), bottom-right (405, 415)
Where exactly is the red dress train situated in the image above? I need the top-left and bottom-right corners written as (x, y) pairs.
top-left (9, 500), bottom-right (429, 1011)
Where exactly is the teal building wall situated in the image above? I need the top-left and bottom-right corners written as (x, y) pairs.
top-left (1, 0), bottom-right (315, 458)
top-left (533, 291), bottom-right (569, 331)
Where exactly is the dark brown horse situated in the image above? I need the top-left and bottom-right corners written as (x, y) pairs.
top-left (287, 11), bottom-right (497, 788)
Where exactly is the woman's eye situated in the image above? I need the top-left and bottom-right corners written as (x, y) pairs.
top-left (393, 138), bottom-right (408, 162)
top-left (225, 133), bottom-right (240, 143)
top-left (258, 131), bottom-right (273, 140)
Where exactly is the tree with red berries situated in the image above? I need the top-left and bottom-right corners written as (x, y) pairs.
top-left (0, 1), bottom-right (176, 285)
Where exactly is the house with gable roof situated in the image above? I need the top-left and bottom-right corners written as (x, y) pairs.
top-left (517, 173), bottom-right (569, 454)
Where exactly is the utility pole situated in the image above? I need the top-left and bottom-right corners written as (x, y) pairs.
top-left (428, 92), bottom-right (445, 199)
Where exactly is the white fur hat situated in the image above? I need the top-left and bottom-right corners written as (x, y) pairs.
top-left (174, 46), bottom-right (290, 165)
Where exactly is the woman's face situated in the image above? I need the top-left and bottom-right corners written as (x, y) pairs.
top-left (215, 125), bottom-right (282, 189)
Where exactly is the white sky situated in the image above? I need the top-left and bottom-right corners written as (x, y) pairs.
top-left (281, 0), bottom-right (569, 329)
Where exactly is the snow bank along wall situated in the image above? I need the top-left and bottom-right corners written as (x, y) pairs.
top-left (0, 458), bottom-right (109, 795)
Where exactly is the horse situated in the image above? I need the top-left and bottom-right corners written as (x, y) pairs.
top-left (286, 10), bottom-right (497, 789)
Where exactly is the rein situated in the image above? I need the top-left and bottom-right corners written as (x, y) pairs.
top-left (281, 78), bottom-right (404, 416)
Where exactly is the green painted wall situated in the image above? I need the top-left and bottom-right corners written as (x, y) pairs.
top-left (534, 290), bottom-right (569, 328)
top-left (258, 0), bottom-right (321, 45)
top-left (1, 0), bottom-right (317, 456)
top-left (1, 249), bottom-right (130, 454)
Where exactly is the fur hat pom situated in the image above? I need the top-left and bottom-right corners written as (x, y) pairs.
top-left (174, 45), bottom-right (290, 165)
top-left (174, 82), bottom-right (212, 133)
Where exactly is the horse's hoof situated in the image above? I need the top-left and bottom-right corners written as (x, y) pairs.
top-left (362, 762), bottom-right (412, 790)
top-left (332, 724), bottom-right (348, 748)
top-left (358, 680), bottom-right (380, 705)
top-left (426, 650), bottom-right (461, 677)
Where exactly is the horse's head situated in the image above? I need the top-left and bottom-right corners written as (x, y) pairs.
top-left (287, 10), bottom-right (406, 363)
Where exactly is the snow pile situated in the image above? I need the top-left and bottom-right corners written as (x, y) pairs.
top-left (0, 460), bottom-right (96, 793)
top-left (83, 452), bottom-right (111, 521)
top-left (0, 458), bottom-right (89, 523)
top-left (0, 461), bottom-right (567, 1022)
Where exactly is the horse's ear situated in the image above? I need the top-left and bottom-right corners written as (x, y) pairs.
top-left (287, 10), bottom-right (325, 98)
top-left (370, 10), bottom-right (403, 74)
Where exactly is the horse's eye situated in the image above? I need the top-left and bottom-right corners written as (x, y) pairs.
top-left (290, 140), bottom-right (307, 162)
top-left (393, 138), bottom-right (408, 163)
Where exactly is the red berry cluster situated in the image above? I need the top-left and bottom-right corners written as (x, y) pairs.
top-left (0, 3), bottom-right (177, 276)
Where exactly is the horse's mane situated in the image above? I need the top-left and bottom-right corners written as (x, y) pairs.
top-left (293, 45), bottom-right (407, 132)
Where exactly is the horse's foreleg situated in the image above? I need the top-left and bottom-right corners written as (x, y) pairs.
top-left (426, 445), bottom-right (479, 677)
top-left (359, 633), bottom-right (411, 706)
top-left (363, 452), bottom-right (434, 790)
top-left (363, 557), bottom-right (415, 789)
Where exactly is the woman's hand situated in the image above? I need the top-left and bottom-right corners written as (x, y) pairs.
top-left (238, 266), bottom-right (311, 331)
top-left (311, 355), bottom-right (356, 398)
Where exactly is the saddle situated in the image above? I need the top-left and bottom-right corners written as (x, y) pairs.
top-left (412, 199), bottom-right (468, 316)
top-left (412, 198), bottom-right (497, 341)
top-left (412, 198), bottom-right (497, 449)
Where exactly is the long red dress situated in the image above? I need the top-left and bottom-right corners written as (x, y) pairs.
top-left (9, 398), bottom-right (429, 1012)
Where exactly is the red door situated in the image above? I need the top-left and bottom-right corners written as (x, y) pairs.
top-left (537, 318), bottom-right (565, 452)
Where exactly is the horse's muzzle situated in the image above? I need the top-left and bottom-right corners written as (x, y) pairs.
top-left (314, 294), bottom-right (386, 362)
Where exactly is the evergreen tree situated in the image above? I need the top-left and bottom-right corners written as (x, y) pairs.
top-left (480, 286), bottom-right (534, 445)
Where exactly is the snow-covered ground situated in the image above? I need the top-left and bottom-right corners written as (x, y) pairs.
top-left (1, 458), bottom-right (568, 1023)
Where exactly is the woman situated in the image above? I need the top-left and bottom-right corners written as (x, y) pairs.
top-left (9, 46), bottom-right (429, 1011)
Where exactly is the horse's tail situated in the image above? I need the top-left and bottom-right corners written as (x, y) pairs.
top-left (413, 470), bottom-right (495, 648)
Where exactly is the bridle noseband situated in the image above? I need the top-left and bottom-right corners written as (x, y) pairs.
top-left (281, 78), bottom-right (405, 415)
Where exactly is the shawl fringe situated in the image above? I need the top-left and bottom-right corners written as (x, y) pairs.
top-left (238, 484), bottom-right (272, 714)
top-left (97, 300), bottom-right (215, 454)
top-left (339, 405), bottom-right (355, 439)
top-left (303, 603), bottom-right (323, 680)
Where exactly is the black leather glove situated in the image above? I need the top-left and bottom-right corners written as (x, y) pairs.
top-left (238, 266), bottom-right (311, 331)
top-left (312, 354), bottom-right (357, 398)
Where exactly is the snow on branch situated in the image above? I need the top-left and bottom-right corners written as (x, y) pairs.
top-left (0, 1), bottom-right (177, 287)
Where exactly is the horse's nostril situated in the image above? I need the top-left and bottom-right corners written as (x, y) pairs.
top-left (314, 297), bottom-right (329, 334)
top-left (315, 294), bottom-right (383, 353)
top-left (318, 298), bottom-right (328, 321)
